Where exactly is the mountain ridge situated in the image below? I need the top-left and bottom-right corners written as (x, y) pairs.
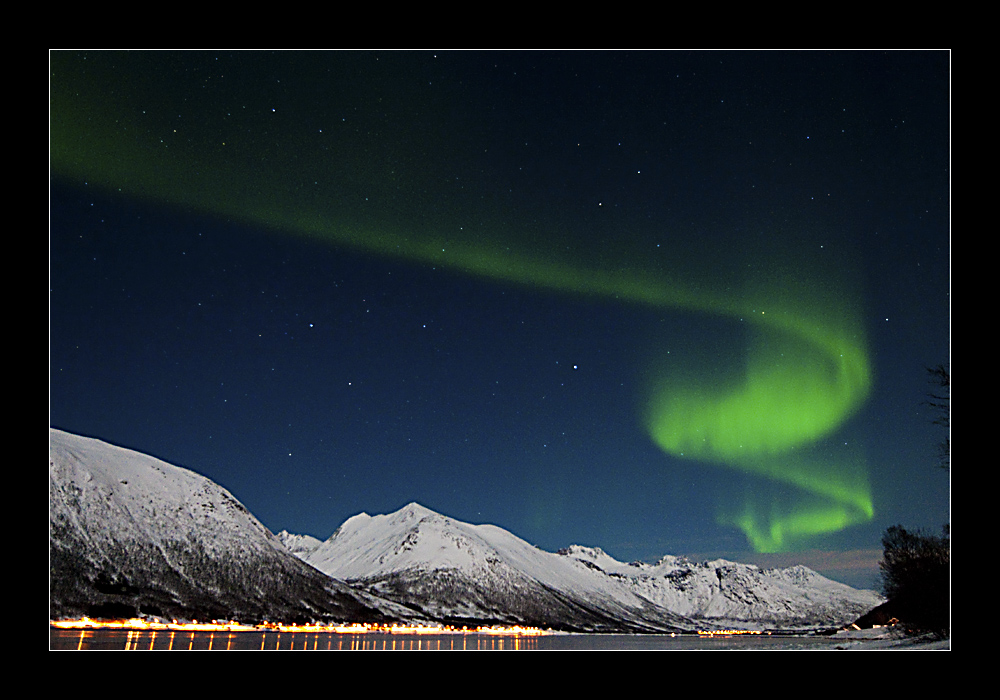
top-left (300, 501), bottom-right (882, 630)
top-left (50, 429), bottom-right (882, 630)
top-left (49, 428), bottom-right (401, 624)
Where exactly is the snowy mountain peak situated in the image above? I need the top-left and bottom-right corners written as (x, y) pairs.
top-left (556, 545), bottom-right (633, 574)
top-left (309, 503), bottom-right (503, 582)
top-left (558, 544), bottom-right (608, 560)
top-left (275, 530), bottom-right (323, 559)
top-left (397, 501), bottom-right (440, 520)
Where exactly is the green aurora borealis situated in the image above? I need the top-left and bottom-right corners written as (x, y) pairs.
top-left (51, 53), bottom-right (880, 554)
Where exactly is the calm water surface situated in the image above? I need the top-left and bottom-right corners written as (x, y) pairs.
top-left (51, 628), bottom-right (845, 650)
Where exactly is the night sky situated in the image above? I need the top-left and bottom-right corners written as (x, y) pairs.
top-left (49, 51), bottom-right (950, 589)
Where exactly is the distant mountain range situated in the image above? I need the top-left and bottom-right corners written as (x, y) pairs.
top-left (50, 429), bottom-right (882, 631)
top-left (283, 502), bottom-right (882, 631)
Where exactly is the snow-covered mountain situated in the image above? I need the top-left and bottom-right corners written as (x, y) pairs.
top-left (301, 502), bottom-right (883, 631)
top-left (304, 502), bottom-right (697, 632)
top-left (49, 428), bottom-right (881, 630)
top-left (48, 429), bottom-right (397, 624)
top-left (558, 546), bottom-right (883, 628)
top-left (275, 531), bottom-right (323, 560)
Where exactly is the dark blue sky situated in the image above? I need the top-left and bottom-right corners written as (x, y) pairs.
top-left (50, 51), bottom-right (949, 589)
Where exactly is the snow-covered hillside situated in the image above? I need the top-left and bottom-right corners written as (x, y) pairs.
top-left (48, 429), bottom-right (393, 624)
top-left (301, 503), bottom-right (882, 630)
top-left (305, 502), bottom-right (695, 631)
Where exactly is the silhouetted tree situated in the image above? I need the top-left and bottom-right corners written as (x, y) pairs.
top-left (869, 364), bottom-right (951, 634)
top-left (926, 364), bottom-right (950, 471)
top-left (878, 524), bottom-right (950, 631)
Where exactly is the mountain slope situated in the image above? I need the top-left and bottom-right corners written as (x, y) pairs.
top-left (48, 429), bottom-right (395, 624)
top-left (303, 503), bottom-right (883, 630)
top-left (306, 503), bottom-right (696, 632)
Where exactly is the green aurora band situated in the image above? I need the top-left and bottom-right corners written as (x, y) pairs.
top-left (50, 65), bottom-right (874, 552)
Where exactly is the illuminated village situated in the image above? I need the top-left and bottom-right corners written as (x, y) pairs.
top-left (52, 617), bottom-right (549, 636)
top-left (51, 617), bottom-right (557, 651)
top-left (52, 616), bottom-right (773, 639)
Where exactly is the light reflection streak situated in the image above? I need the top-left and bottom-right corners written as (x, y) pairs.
top-left (52, 618), bottom-right (552, 650)
top-left (53, 628), bottom-right (547, 650)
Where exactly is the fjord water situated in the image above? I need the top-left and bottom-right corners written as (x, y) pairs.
top-left (51, 628), bottom-right (845, 651)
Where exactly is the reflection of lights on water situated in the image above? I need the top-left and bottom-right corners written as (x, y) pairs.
top-left (51, 617), bottom-right (550, 637)
top-left (697, 629), bottom-right (767, 636)
top-left (51, 617), bottom-right (364, 633)
top-left (55, 618), bottom-right (785, 641)
top-left (53, 618), bottom-right (551, 651)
